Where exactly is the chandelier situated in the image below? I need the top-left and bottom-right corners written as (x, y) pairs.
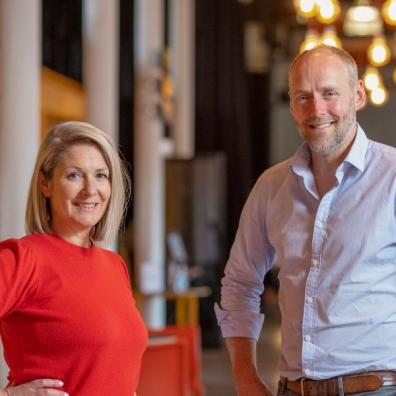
top-left (293, 0), bottom-right (396, 107)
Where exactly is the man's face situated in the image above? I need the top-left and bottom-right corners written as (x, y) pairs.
top-left (289, 49), bottom-right (365, 158)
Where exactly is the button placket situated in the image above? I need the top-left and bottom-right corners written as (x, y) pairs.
top-left (301, 188), bottom-right (338, 378)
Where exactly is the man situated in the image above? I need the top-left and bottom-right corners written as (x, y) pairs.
top-left (215, 44), bottom-right (396, 396)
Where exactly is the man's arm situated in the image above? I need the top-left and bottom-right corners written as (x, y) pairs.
top-left (225, 337), bottom-right (273, 396)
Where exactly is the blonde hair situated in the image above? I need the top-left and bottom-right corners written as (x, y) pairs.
top-left (25, 121), bottom-right (130, 243)
top-left (289, 45), bottom-right (359, 88)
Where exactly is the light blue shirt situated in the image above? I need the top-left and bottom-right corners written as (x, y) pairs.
top-left (215, 125), bottom-right (396, 380)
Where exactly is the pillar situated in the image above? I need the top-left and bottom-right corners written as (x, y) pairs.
top-left (82, 0), bottom-right (119, 144)
top-left (170, 0), bottom-right (195, 158)
top-left (134, 0), bottom-right (167, 328)
top-left (0, 0), bottom-right (41, 386)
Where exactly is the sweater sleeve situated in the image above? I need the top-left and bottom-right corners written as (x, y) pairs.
top-left (118, 256), bottom-right (133, 291)
top-left (0, 238), bottom-right (39, 318)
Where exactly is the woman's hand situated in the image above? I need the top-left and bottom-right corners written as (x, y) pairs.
top-left (3, 379), bottom-right (67, 396)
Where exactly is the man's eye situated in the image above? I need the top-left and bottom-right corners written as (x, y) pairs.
top-left (325, 91), bottom-right (337, 97)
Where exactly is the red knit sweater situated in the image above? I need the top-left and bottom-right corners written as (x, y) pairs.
top-left (0, 233), bottom-right (147, 395)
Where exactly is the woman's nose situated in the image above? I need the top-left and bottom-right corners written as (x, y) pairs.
top-left (82, 178), bottom-right (97, 195)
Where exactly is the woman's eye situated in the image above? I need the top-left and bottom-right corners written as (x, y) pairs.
top-left (67, 172), bottom-right (81, 180)
top-left (96, 173), bottom-right (109, 180)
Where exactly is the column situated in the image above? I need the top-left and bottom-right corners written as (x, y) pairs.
top-left (170, 0), bottom-right (195, 158)
top-left (82, 0), bottom-right (119, 143)
top-left (134, 0), bottom-right (167, 328)
top-left (0, 0), bottom-right (41, 386)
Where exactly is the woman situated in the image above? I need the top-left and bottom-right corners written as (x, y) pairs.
top-left (0, 121), bottom-right (147, 395)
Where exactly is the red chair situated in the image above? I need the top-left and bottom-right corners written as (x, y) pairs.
top-left (147, 325), bottom-right (205, 396)
top-left (137, 335), bottom-right (189, 396)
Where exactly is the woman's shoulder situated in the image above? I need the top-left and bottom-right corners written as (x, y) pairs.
top-left (0, 234), bottom-right (40, 275)
top-left (0, 234), bottom-right (49, 267)
top-left (0, 233), bottom-right (71, 260)
top-left (93, 245), bottom-right (130, 279)
top-left (0, 233), bottom-right (35, 251)
top-left (94, 244), bottom-right (124, 264)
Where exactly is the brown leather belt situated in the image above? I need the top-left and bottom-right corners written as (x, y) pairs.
top-left (280, 371), bottom-right (396, 396)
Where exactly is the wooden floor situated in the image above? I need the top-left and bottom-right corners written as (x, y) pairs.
top-left (202, 302), bottom-right (281, 396)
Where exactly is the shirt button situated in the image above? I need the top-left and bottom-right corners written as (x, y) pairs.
top-left (306, 297), bottom-right (313, 304)
top-left (312, 259), bottom-right (319, 266)
top-left (304, 368), bottom-right (311, 376)
top-left (304, 335), bottom-right (311, 342)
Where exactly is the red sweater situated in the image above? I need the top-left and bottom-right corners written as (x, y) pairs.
top-left (0, 233), bottom-right (147, 395)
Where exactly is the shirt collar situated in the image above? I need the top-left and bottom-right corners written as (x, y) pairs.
top-left (289, 123), bottom-right (369, 176)
top-left (343, 124), bottom-right (368, 172)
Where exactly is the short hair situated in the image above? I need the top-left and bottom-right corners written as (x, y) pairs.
top-left (289, 45), bottom-right (359, 88)
top-left (25, 121), bottom-right (131, 243)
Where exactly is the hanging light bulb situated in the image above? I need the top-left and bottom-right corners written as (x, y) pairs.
top-left (369, 84), bottom-right (389, 106)
top-left (362, 66), bottom-right (382, 90)
top-left (320, 26), bottom-right (342, 48)
top-left (344, 0), bottom-right (383, 36)
top-left (300, 30), bottom-right (320, 52)
top-left (294, 0), bottom-right (317, 18)
top-left (316, 0), bottom-right (341, 24)
top-left (367, 36), bottom-right (392, 66)
top-left (382, 0), bottom-right (396, 26)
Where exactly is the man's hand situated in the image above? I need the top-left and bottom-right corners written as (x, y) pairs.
top-left (225, 336), bottom-right (274, 396)
top-left (3, 379), bottom-right (67, 396)
top-left (232, 361), bottom-right (273, 396)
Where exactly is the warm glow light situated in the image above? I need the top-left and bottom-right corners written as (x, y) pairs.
top-left (363, 66), bottom-right (381, 90)
top-left (370, 85), bottom-right (389, 106)
top-left (393, 67), bottom-right (396, 84)
top-left (294, 0), bottom-right (341, 23)
top-left (300, 30), bottom-right (320, 52)
top-left (301, 0), bottom-right (315, 13)
top-left (343, 1), bottom-right (383, 36)
top-left (317, 0), bottom-right (341, 24)
top-left (367, 36), bottom-right (391, 66)
top-left (351, 5), bottom-right (378, 22)
top-left (294, 0), bottom-right (317, 18)
top-left (320, 28), bottom-right (342, 48)
top-left (382, 0), bottom-right (396, 26)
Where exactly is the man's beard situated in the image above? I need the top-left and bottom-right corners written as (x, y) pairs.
top-left (297, 104), bottom-right (356, 157)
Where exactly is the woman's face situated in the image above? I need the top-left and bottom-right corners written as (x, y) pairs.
top-left (40, 144), bottom-right (111, 245)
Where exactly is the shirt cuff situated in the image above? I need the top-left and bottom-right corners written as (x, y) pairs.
top-left (214, 302), bottom-right (264, 340)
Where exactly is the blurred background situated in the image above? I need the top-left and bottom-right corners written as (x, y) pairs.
top-left (0, 0), bottom-right (395, 395)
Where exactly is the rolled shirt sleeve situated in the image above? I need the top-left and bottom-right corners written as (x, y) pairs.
top-left (215, 175), bottom-right (276, 340)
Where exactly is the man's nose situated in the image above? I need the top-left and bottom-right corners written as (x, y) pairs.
top-left (310, 97), bottom-right (327, 116)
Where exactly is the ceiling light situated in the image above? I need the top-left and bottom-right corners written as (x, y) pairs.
top-left (343, 0), bottom-right (383, 36)
top-left (316, 0), bottom-right (341, 24)
top-left (369, 84), bottom-right (389, 106)
top-left (294, 0), bottom-right (317, 18)
top-left (300, 30), bottom-right (320, 52)
top-left (320, 27), bottom-right (342, 48)
top-left (367, 36), bottom-right (391, 66)
top-left (362, 66), bottom-right (381, 90)
top-left (382, 0), bottom-right (396, 26)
